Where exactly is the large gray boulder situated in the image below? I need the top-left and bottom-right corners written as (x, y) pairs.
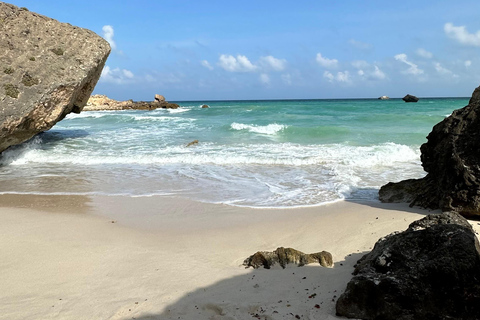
top-left (336, 212), bottom-right (480, 320)
top-left (380, 85), bottom-right (480, 218)
top-left (0, 3), bottom-right (110, 153)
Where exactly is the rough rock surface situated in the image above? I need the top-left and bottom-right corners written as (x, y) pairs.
top-left (380, 86), bottom-right (480, 218)
top-left (0, 3), bottom-right (110, 153)
top-left (336, 212), bottom-right (480, 320)
top-left (243, 247), bottom-right (333, 269)
top-left (154, 94), bottom-right (165, 102)
top-left (84, 94), bottom-right (179, 111)
top-left (402, 94), bottom-right (419, 102)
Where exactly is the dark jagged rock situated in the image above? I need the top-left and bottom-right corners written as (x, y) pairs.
top-left (402, 94), bottom-right (419, 102)
top-left (0, 3), bottom-right (110, 153)
top-left (336, 212), bottom-right (480, 320)
top-left (243, 247), bottom-right (333, 269)
top-left (380, 85), bottom-right (480, 218)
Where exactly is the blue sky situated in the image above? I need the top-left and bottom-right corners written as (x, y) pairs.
top-left (8, 0), bottom-right (480, 101)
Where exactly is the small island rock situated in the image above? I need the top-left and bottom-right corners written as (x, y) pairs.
top-left (402, 94), bottom-right (419, 102)
top-left (378, 96), bottom-right (389, 100)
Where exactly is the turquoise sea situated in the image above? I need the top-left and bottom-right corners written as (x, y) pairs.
top-left (0, 98), bottom-right (469, 207)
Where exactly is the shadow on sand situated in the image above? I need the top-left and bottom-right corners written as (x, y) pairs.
top-left (123, 254), bottom-right (366, 320)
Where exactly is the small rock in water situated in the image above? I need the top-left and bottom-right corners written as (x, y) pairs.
top-left (186, 140), bottom-right (199, 147)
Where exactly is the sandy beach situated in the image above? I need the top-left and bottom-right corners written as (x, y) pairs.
top-left (2, 194), bottom-right (475, 320)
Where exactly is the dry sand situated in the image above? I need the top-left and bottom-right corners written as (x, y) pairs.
top-left (1, 194), bottom-right (478, 319)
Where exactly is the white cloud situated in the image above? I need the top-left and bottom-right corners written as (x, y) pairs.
top-left (102, 25), bottom-right (116, 50)
top-left (259, 55), bottom-right (287, 71)
top-left (323, 71), bottom-right (334, 82)
top-left (201, 60), bottom-right (214, 70)
top-left (122, 69), bottom-right (134, 78)
top-left (351, 60), bottom-right (369, 69)
top-left (416, 48), bottom-right (433, 59)
top-left (100, 65), bottom-right (134, 84)
top-left (336, 71), bottom-right (350, 82)
top-left (260, 73), bottom-right (270, 84)
top-left (218, 54), bottom-right (257, 72)
top-left (434, 62), bottom-right (458, 78)
top-left (465, 60), bottom-right (472, 67)
top-left (316, 53), bottom-right (339, 69)
top-left (353, 62), bottom-right (386, 81)
top-left (445, 23), bottom-right (480, 47)
top-left (348, 39), bottom-right (371, 50)
top-left (281, 73), bottom-right (292, 85)
top-left (324, 70), bottom-right (350, 83)
top-left (371, 65), bottom-right (386, 80)
top-left (434, 62), bottom-right (449, 74)
top-left (394, 53), bottom-right (424, 75)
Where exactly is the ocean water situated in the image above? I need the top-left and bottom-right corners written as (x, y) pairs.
top-left (0, 98), bottom-right (469, 208)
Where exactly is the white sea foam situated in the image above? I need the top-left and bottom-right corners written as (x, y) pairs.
top-left (65, 112), bottom-right (108, 119)
top-left (1, 140), bottom-right (425, 207)
top-left (167, 107), bottom-right (190, 113)
top-left (5, 140), bottom-right (420, 168)
top-left (230, 122), bottom-right (287, 135)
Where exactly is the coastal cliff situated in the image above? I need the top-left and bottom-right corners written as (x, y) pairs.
top-left (0, 3), bottom-right (110, 153)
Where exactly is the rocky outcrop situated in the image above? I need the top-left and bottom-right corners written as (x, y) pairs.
top-left (378, 96), bottom-right (389, 100)
top-left (402, 94), bottom-right (419, 102)
top-left (380, 86), bottom-right (480, 218)
top-left (336, 212), bottom-right (480, 320)
top-left (243, 247), bottom-right (333, 269)
top-left (0, 3), bottom-right (110, 153)
top-left (201, 104), bottom-right (209, 108)
top-left (84, 94), bottom-right (179, 111)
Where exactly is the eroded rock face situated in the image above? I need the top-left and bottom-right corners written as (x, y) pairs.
top-left (0, 3), bottom-right (110, 153)
top-left (84, 94), bottom-right (179, 111)
top-left (380, 86), bottom-right (480, 218)
top-left (243, 247), bottom-right (333, 269)
top-left (336, 212), bottom-right (480, 320)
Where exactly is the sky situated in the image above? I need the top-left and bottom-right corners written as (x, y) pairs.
top-left (7, 0), bottom-right (480, 101)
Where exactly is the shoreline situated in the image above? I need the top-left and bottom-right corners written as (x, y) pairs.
top-left (2, 194), bottom-right (472, 319)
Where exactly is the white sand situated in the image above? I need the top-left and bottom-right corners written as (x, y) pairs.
top-left (1, 194), bottom-right (478, 319)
